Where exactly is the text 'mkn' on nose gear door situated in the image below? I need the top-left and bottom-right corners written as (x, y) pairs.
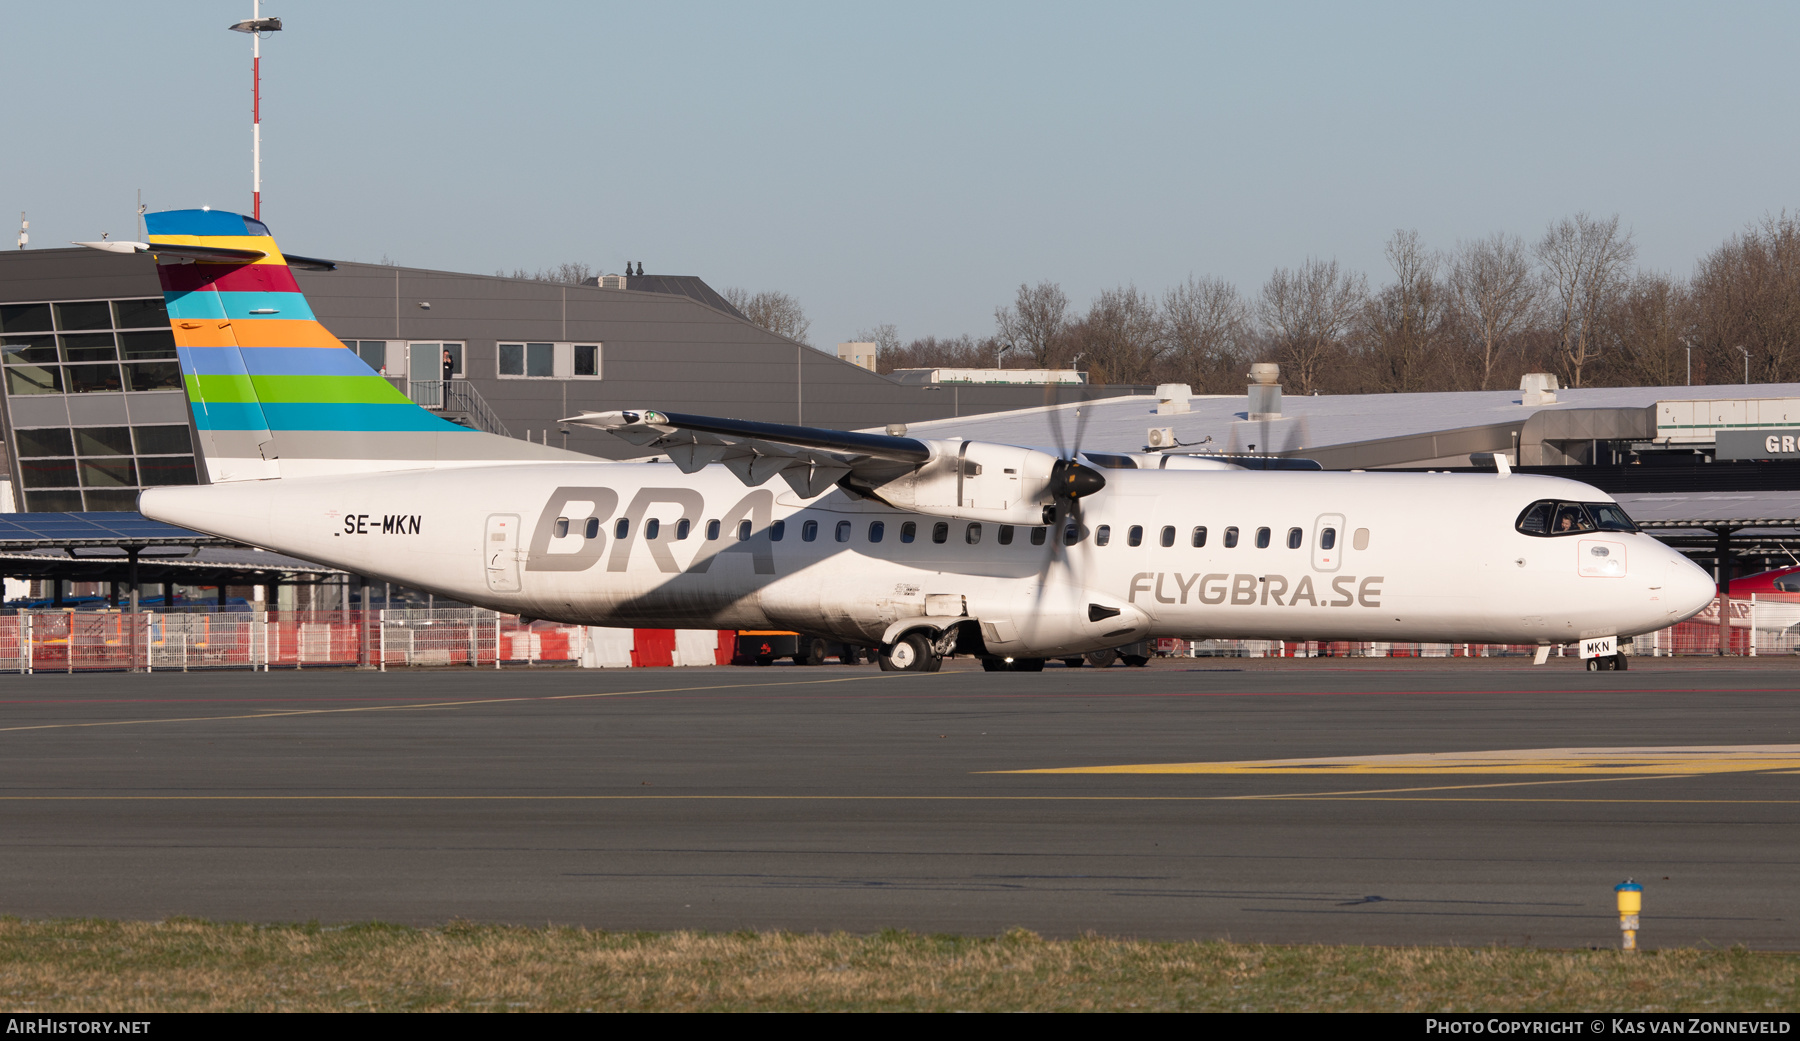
top-left (485, 514), bottom-right (522, 592)
top-left (1312, 513), bottom-right (1345, 572)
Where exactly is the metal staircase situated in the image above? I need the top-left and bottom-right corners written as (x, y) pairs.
top-left (386, 378), bottom-right (513, 438)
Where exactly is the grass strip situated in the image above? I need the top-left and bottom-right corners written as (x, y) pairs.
top-left (0, 918), bottom-right (1795, 1012)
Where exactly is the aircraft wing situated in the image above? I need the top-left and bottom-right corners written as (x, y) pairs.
top-left (561, 409), bottom-right (928, 497)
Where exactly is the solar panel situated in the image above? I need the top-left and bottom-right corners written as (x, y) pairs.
top-left (0, 512), bottom-right (229, 548)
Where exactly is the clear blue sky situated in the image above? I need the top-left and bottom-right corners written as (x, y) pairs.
top-left (6, 2), bottom-right (1796, 348)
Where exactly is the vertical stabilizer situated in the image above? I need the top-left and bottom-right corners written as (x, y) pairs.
top-left (147, 208), bottom-right (577, 481)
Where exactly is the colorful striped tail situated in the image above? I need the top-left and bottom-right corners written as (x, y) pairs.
top-left (149, 208), bottom-right (573, 481)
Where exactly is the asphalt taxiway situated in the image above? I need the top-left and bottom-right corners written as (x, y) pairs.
top-left (1, 657), bottom-right (1797, 947)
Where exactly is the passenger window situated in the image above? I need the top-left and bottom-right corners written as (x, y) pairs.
top-left (998, 525), bottom-right (1014, 546)
top-left (1287, 527), bottom-right (1302, 549)
top-left (676, 519), bottom-right (691, 541)
top-left (1255, 526), bottom-right (1270, 548)
top-left (738, 520), bottom-right (752, 541)
top-left (900, 521), bottom-right (916, 543)
top-left (645, 519), bottom-right (661, 540)
top-left (1192, 526), bottom-right (1207, 548)
top-left (1095, 524), bottom-right (1112, 546)
top-left (615, 518), bottom-right (629, 539)
top-left (1063, 523), bottom-right (1082, 545)
top-left (1223, 526), bottom-right (1239, 548)
top-left (932, 522), bottom-right (949, 544)
top-left (771, 520), bottom-right (785, 542)
top-left (966, 523), bottom-right (981, 544)
top-left (1160, 525), bottom-right (1175, 548)
top-left (553, 517), bottom-right (569, 539)
top-left (584, 518), bottom-right (600, 540)
top-left (802, 520), bottom-right (818, 542)
top-left (1128, 525), bottom-right (1143, 547)
top-left (1320, 527), bottom-right (1336, 550)
top-left (1030, 526), bottom-right (1047, 546)
top-left (706, 519), bottom-right (721, 540)
top-left (869, 520), bottom-right (885, 543)
top-left (836, 520), bottom-right (851, 543)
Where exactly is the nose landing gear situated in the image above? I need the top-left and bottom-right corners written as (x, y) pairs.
top-left (1585, 653), bottom-right (1629, 671)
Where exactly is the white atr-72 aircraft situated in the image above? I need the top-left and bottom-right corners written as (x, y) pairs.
top-left (96, 210), bottom-right (1718, 672)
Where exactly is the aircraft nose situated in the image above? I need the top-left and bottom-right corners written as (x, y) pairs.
top-left (1666, 552), bottom-right (1718, 623)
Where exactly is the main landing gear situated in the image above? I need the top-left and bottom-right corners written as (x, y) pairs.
top-left (879, 632), bottom-right (942, 672)
top-left (1585, 653), bottom-right (1629, 672)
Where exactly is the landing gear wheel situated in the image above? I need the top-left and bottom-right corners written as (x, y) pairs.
top-left (1122, 655), bottom-right (1150, 667)
top-left (794, 637), bottom-right (828, 666)
top-left (1085, 649), bottom-right (1118, 668)
top-left (880, 632), bottom-right (941, 672)
top-left (1061, 658), bottom-right (1086, 668)
top-left (1586, 657), bottom-right (1601, 671)
top-left (1613, 653), bottom-right (1628, 671)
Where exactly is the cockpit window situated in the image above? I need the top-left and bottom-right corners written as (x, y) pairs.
top-left (1775, 575), bottom-right (1800, 594)
top-left (1516, 500), bottom-right (1638, 537)
top-left (1585, 503), bottom-right (1638, 532)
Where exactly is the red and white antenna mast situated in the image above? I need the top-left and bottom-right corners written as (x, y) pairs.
top-left (229, 3), bottom-right (282, 220)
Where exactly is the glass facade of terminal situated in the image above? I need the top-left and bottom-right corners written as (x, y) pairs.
top-left (1, 298), bottom-right (199, 512)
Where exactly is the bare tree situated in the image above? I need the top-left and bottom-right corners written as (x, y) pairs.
top-left (1534, 213), bottom-right (1636, 387)
top-left (1689, 212), bottom-right (1800, 384)
top-left (1608, 272), bottom-right (1691, 387)
top-left (1259, 259), bottom-right (1367, 396)
top-left (1448, 233), bottom-right (1538, 390)
top-left (1160, 275), bottom-right (1248, 392)
top-left (725, 287), bottom-right (812, 345)
top-left (994, 281), bottom-right (1070, 367)
top-left (1063, 286), bottom-right (1164, 385)
top-left (854, 323), bottom-right (903, 358)
top-left (496, 261), bottom-right (598, 284)
top-left (1360, 230), bottom-right (1450, 393)
top-left (876, 334), bottom-right (1001, 373)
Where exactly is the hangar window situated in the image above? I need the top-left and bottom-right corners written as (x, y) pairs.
top-left (932, 522), bottom-right (949, 544)
top-left (802, 520), bottom-right (818, 542)
top-left (900, 521), bottom-right (916, 543)
top-left (998, 525), bottom-right (1014, 546)
top-left (497, 341), bottom-right (601, 379)
top-left (869, 521), bottom-right (885, 543)
top-left (1160, 525), bottom-right (1175, 548)
top-left (1095, 524), bottom-right (1111, 546)
top-left (1287, 527), bottom-right (1303, 549)
top-left (1191, 526), bottom-right (1207, 547)
top-left (1223, 526), bottom-right (1239, 548)
top-left (836, 520), bottom-right (852, 543)
top-left (1030, 526), bottom-right (1047, 546)
top-left (585, 518), bottom-right (601, 540)
top-left (707, 519), bottom-right (721, 540)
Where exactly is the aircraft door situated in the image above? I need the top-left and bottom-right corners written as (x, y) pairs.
top-left (1312, 513), bottom-right (1345, 572)
top-left (485, 514), bottom-right (522, 592)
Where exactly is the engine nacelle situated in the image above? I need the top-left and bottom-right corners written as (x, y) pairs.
top-left (858, 440), bottom-right (1061, 525)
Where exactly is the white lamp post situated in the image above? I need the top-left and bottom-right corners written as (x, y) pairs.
top-left (228, 3), bottom-right (283, 220)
